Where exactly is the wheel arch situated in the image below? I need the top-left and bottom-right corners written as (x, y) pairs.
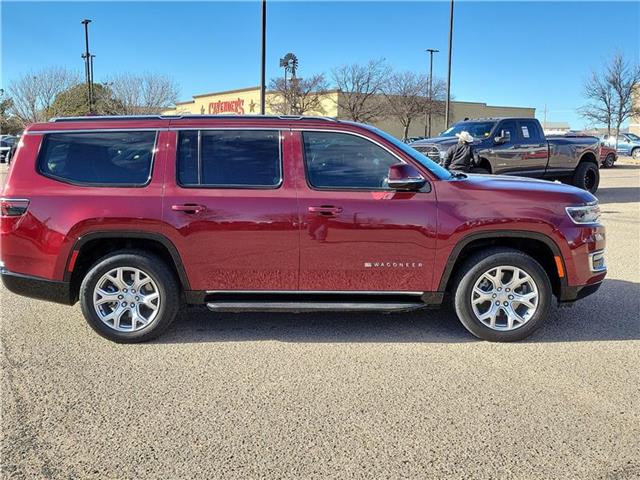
top-left (438, 230), bottom-right (566, 299)
top-left (578, 150), bottom-right (598, 165)
top-left (65, 231), bottom-right (190, 302)
top-left (476, 156), bottom-right (493, 173)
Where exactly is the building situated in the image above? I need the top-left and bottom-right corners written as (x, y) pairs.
top-left (630, 84), bottom-right (640, 136)
top-left (540, 121), bottom-right (571, 135)
top-left (162, 86), bottom-right (536, 139)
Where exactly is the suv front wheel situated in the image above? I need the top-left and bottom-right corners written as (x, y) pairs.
top-left (453, 248), bottom-right (552, 341)
top-left (79, 251), bottom-right (180, 343)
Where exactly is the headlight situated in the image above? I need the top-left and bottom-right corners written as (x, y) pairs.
top-left (565, 202), bottom-right (601, 224)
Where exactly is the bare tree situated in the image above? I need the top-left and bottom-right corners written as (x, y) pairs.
top-left (608, 54), bottom-right (640, 140)
top-left (381, 71), bottom-right (430, 140)
top-left (268, 73), bottom-right (329, 115)
top-left (7, 67), bottom-right (80, 124)
top-left (106, 72), bottom-right (180, 114)
top-left (580, 53), bottom-right (640, 137)
top-left (580, 69), bottom-right (616, 135)
top-left (332, 59), bottom-right (390, 122)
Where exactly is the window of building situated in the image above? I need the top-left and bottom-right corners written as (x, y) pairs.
top-left (37, 131), bottom-right (156, 186)
top-left (302, 131), bottom-right (400, 190)
top-left (177, 130), bottom-right (281, 188)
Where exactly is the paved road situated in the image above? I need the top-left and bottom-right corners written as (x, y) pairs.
top-left (1, 163), bottom-right (639, 479)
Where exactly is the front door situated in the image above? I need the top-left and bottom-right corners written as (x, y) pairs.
top-left (162, 128), bottom-right (299, 291)
top-left (293, 129), bottom-right (438, 292)
top-left (488, 120), bottom-right (525, 175)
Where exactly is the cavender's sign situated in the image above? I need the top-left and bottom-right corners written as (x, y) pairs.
top-left (209, 98), bottom-right (245, 114)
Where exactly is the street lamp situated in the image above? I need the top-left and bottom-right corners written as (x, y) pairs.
top-left (81, 19), bottom-right (93, 113)
top-left (259, 0), bottom-right (266, 115)
top-left (444, 0), bottom-right (454, 128)
top-left (425, 48), bottom-right (439, 137)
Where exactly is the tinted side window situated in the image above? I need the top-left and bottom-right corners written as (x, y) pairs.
top-left (303, 131), bottom-right (400, 189)
top-left (37, 131), bottom-right (156, 186)
top-left (518, 120), bottom-right (542, 142)
top-left (177, 130), bottom-right (281, 188)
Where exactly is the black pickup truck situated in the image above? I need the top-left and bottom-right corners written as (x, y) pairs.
top-left (410, 118), bottom-right (600, 193)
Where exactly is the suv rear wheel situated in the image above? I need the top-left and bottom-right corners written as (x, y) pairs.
top-left (453, 248), bottom-right (552, 341)
top-left (79, 251), bottom-right (180, 343)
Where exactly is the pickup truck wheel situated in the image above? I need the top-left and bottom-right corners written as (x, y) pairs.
top-left (453, 248), bottom-right (551, 342)
top-left (79, 251), bottom-right (180, 343)
top-left (602, 153), bottom-right (616, 168)
top-left (572, 162), bottom-right (599, 193)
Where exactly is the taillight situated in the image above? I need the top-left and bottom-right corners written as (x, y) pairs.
top-left (0, 198), bottom-right (30, 217)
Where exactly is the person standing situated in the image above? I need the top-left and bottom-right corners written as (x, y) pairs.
top-left (443, 131), bottom-right (478, 173)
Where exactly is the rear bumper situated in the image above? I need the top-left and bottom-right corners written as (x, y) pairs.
top-left (1, 267), bottom-right (75, 305)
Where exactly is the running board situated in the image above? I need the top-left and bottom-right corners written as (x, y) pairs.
top-left (206, 301), bottom-right (427, 313)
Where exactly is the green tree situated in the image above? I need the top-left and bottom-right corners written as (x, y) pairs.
top-left (50, 83), bottom-right (123, 117)
top-left (0, 95), bottom-right (23, 135)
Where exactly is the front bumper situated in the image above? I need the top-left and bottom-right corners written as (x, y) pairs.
top-left (559, 281), bottom-right (603, 302)
top-left (1, 267), bottom-right (75, 305)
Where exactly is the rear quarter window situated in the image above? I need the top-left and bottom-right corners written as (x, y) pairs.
top-left (37, 131), bottom-right (157, 186)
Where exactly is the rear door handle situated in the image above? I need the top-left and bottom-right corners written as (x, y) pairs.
top-left (308, 206), bottom-right (343, 216)
top-left (171, 204), bottom-right (207, 214)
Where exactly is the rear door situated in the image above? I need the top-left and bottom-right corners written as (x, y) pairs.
top-left (162, 127), bottom-right (299, 292)
top-left (293, 129), bottom-right (438, 292)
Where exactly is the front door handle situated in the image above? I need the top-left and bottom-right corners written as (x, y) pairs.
top-left (308, 206), bottom-right (343, 216)
top-left (171, 204), bottom-right (207, 214)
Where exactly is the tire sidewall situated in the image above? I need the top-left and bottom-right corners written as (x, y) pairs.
top-left (454, 251), bottom-right (552, 342)
top-left (574, 162), bottom-right (599, 193)
top-left (604, 154), bottom-right (615, 168)
top-left (80, 252), bottom-right (179, 343)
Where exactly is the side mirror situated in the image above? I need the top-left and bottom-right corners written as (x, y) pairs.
top-left (387, 163), bottom-right (426, 191)
top-left (494, 130), bottom-right (510, 144)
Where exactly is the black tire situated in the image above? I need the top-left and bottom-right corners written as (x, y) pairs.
top-left (602, 153), bottom-right (616, 168)
top-left (572, 161), bottom-right (600, 194)
top-left (79, 250), bottom-right (180, 343)
top-left (452, 248), bottom-right (552, 342)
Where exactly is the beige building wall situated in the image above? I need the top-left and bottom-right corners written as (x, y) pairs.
top-left (630, 84), bottom-right (640, 136)
top-left (164, 87), bottom-right (339, 117)
top-left (165, 86), bottom-right (535, 139)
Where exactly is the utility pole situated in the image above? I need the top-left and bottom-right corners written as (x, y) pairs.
top-left (260, 0), bottom-right (266, 115)
top-left (444, 0), bottom-right (454, 128)
top-left (424, 48), bottom-right (439, 137)
top-left (81, 19), bottom-right (93, 114)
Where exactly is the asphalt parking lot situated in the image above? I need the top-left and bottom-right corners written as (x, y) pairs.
top-left (1, 162), bottom-right (639, 479)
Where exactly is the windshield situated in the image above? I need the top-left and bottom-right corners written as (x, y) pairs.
top-left (626, 133), bottom-right (640, 141)
top-left (364, 125), bottom-right (451, 180)
top-left (441, 121), bottom-right (497, 139)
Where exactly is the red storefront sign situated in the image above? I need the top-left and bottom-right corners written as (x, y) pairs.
top-left (208, 98), bottom-right (245, 115)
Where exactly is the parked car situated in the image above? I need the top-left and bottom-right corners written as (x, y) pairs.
top-left (0, 115), bottom-right (606, 343)
top-left (602, 133), bottom-right (640, 159)
top-left (0, 136), bottom-right (17, 163)
top-left (411, 118), bottom-right (601, 193)
top-left (599, 142), bottom-right (618, 168)
top-left (404, 136), bottom-right (426, 144)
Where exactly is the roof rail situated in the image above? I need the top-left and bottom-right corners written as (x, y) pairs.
top-left (50, 114), bottom-right (340, 123)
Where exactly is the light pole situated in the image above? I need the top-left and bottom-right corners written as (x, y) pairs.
top-left (424, 48), bottom-right (439, 137)
top-left (81, 19), bottom-right (93, 113)
top-left (444, 0), bottom-right (454, 128)
top-left (259, 0), bottom-right (266, 115)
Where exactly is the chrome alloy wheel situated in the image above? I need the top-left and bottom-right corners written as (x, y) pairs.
top-left (93, 267), bottom-right (160, 332)
top-left (471, 266), bottom-right (539, 331)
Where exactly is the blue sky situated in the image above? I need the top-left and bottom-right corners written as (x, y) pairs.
top-left (1, 1), bottom-right (638, 128)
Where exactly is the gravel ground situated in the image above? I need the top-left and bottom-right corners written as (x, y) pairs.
top-left (1, 162), bottom-right (639, 479)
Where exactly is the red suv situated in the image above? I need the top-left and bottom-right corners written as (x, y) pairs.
top-left (0, 115), bottom-right (606, 342)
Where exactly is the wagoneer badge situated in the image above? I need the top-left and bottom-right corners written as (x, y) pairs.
top-left (364, 262), bottom-right (424, 268)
